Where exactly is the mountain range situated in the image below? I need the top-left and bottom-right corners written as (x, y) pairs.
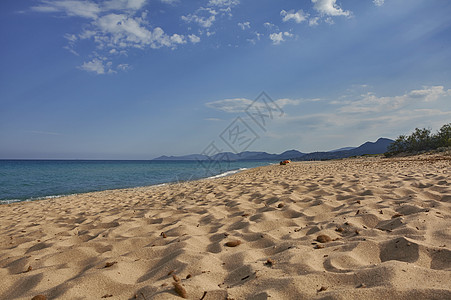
top-left (153, 150), bottom-right (305, 161)
top-left (295, 138), bottom-right (394, 161)
top-left (153, 138), bottom-right (394, 161)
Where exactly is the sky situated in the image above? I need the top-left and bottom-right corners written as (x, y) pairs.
top-left (0, 0), bottom-right (450, 159)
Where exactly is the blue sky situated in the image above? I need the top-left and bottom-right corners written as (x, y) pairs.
top-left (1, 0), bottom-right (450, 159)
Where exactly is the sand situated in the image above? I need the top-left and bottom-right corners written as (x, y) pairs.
top-left (1, 154), bottom-right (450, 299)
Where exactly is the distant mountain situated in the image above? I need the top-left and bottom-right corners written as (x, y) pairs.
top-left (153, 150), bottom-right (305, 161)
top-left (279, 150), bottom-right (305, 158)
top-left (213, 151), bottom-right (278, 160)
top-left (352, 138), bottom-right (394, 155)
top-left (153, 138), bottom-right (394, 161)
top-left (153, 154), bottom-right (208, 161)
top-left (295, 138), bottom-right (394, 161)
top-left (329, 146), bottom-right (356, 152)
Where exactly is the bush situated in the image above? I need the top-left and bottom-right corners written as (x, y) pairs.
top-left (386, 123), bottom-right (451, 156)
top-left (436, 123), bottom-right (451, 148)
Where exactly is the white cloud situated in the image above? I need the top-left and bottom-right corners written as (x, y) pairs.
top-left (373, 0), bottom-right (384, 7)
top-left (311, 0), bottom-right (350, 17)
top-left (188, 34), bottom-right (201, 43)
top-left (409, 86), bottom-right (450, 102)
top-left (88, 13), bottom-right (185, 50)
top-left (412, 109), bottom-right (451, 116)
top-left (63, 33), bottom-right (79, 55)
top-left (206, 97), bottom-right (301, 113)
top-left (208, 0), bottom-right (239, 7)
top-left (79, 58), bottom-right (112, 74)
top-left (325, 17), bottom-right (335, 25)
top-left (201, 86), bottom-right (451, 152)
top-left (64, 46), bottom-right (79, 55)
top-left (31, 0), bottom-right (148, 18)
top-left (269, 32), bottom-right (284, 45)
top-left (276, 98), bottom-right (302, 107)
top-left (103, 0), bottom-right (147, 11)
top-left (339, 86), bottom-right (451, 113)
top-left (78, 29), bottom-right (96, 39)
top-left (281, 9), bottom-right (308, 23)
top-left (64, 33), bottom-right (77, 42)
top-left (269, 32), bottom-right (293, 45)
top-left (94, 13), bottom-right (150, 46)
top-left (160, 0), bottom-right (179, 5)
top-left (181, 13), bottom-right (216, 28)
top-left (31, 0), bottom-right (101, 19)
top-left (238, 21), bottom-right (250, 30)
top-left (309, 16), bottom-right (320, 26)
top-left (170, 33), bottom-right (186, 45)
top-left (76, 12), bottom-right (189, 66)
top-left (247, 31), bottom-right (262, 44)
top-left (263, 22), bottom-right (278, 30)
top-left (117, 63), bottom-right (131, 70)
top-left (262, 85), bottom-right (451, 152)
top-left (31, 0), bottom-right (201, 74)
top-left (206, 98), bottom-right (252, 113)
top-left (182, 0), bottom-right (239, 29)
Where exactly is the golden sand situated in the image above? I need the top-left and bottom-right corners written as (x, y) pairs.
top-left (1, 155), bottom-right (450, 299)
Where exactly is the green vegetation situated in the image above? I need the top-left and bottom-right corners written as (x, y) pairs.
top-left (386, 123), bottom-right (451, 156)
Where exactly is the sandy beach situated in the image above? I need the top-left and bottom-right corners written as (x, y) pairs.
top-left (1, 155), bottom-right (450, 299)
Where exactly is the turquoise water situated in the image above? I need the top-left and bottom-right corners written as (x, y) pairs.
top-left (0, 160), bottom-right (274, 204)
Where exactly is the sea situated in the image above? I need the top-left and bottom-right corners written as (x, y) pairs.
top-left (0, 160), bottom-right (275, 204)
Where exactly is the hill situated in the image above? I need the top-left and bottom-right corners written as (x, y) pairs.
top-left (153, 150), bottom-right (305, 161)
top-left (153, 138), bottom-right (394, 161)
top-left (295, 138), bottom-right (393, 161)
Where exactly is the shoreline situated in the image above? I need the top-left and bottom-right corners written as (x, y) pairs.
top-left (3, 154), bottom-right (446, 206)
top-left (1, 155), bottom-right (450, 299)
top-left (0, 165), bottom-right (266, 207)
top-left (0, 163), bottom-right (262, 205)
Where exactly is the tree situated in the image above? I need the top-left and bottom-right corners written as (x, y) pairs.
top-left (436, 123), bottom-right (451, 148)
top-left (385, 122), bottom-right (451, 156)
top-left (387, 135), bottom-right (407, 153)
top-left (406, 127), bottom-right (432, 152)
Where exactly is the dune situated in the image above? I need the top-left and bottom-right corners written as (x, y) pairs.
top-left (1, 154), bottom-right (450, 299)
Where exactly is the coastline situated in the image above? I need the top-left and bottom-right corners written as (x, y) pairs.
top-left (1, 155), bottom-right (450, 299)
top-left (0, 160), bottom-right (268, 205)
top-left (0, 165), bottom-right (266, 207)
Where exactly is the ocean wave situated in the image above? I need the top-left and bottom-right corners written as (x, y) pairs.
top-left (0, 198), bottom-right (23, 204)
top-left (0, 194), bottom-right (71, 205)
top-left (207, 168), bottom-right (247, 179)
top-left (0, 182), bottom-right (174, 205)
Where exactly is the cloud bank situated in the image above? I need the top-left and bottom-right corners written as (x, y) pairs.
top-left (31, 0), bottom-right (199, 74)
top-left (29, 0), bottom-right (377, 73)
